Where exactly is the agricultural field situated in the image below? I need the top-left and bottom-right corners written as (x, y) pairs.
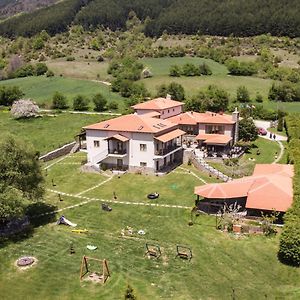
top-left (0, 111), bottom-right (108, 155)
top-left (0, 76), bottom-right (126, 111)
top-left (0, 152), bottom-right (300, 299)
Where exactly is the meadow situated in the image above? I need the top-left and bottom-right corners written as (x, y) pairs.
top-left (0, 111), bottom-right (108, 154)
top-left (0, 76), bottom-right (126, 110)
top-left (0, 153), bottom-right (300, 299)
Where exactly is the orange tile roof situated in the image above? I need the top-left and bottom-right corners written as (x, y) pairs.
top-left (155, 129), bottom-right (186, 143)
top-left (168, 111), bottom-right (235, 125)
top-left (84, 114), bottom-right (176, 134)
top-left (132, 97), bottom-right (184, 110)
top-left (141, 111), bottom-right (161, 118)
top-left (194, 164), bottom-right (294, 212)
top-left (105, 134), bottom-right (129, 142)
top-left (195, 134), bottom-right (232, 145)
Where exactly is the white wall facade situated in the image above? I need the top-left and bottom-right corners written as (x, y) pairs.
top-left (86, 129), bottom-right (156, 169)
top-left (134, 105), bottom-right (183, 119)
top-left (198, 123), bottom-right (234, 138)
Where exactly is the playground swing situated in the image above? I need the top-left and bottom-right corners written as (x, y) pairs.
top-left (145, 243), bottom-right (161, 259)
top-left (79, 256), bottom-right (110, 284)
top-left (175, 245), bottom-right (192, 261)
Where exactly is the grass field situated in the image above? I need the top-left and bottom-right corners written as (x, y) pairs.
top-left (210, 137), bottom-right (281, 178)
top-left (1, 152), bottom-right (300, 299)
top-left (0, 76), bottom-right (126, 110)
top-left (139, 57), bottom-right (274, 100)
top-left (46, 60), bottom-right (110, 81)
top-left (0, 111), bottom-right (108, 154)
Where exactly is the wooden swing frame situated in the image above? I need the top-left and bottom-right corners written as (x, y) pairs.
top-left (176, 245), bottom-right (192, 261)
top-left (145, 243), bottom-right (161, 259)
top-left (79, 256), bottom-right (110, 283)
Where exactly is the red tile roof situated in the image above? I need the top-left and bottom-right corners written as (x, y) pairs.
top-left (84, 114), bottom-right (177, 134)
top-left (194, 164), bottom-right (294, 212)
top-left (132, 97), bottom-right (184, 110)
top-left (105, 134), bottom-right (129, 142)
top-left (155, 129), bottom-right (186, 143)
top-left (196, 134), bottom-right (232, 145)
top-left (168, 111), bottom-right (235, 125)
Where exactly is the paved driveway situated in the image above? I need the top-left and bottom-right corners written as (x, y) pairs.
top-left (254, 120), bottom-right (287, 141)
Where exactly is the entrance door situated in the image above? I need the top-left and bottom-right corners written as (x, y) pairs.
top-left (117, 159), bottom-right (123, 169)
top-left (156, 160), bottom-right (159, 171)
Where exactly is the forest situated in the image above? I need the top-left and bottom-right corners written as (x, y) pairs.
top-left (0, 0), bottom-right (299, 38)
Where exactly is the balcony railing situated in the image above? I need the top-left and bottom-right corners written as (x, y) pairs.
top-left (108, 149), bottom-right (127, 155)
top-left (155, 144), bottom-right (181, 156)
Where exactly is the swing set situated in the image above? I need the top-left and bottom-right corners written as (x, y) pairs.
top-left (79, 256), bottom-right (110, 284)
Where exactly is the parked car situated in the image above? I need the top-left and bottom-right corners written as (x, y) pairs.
top-left (257, 127), bottom-right (267, 135)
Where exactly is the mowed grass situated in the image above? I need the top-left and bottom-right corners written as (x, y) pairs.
top-left (0, 76), bottom-right (126, 110)
top-left (1, 153), bottom-right (300, 299)
top-left (209, 137), bottom-right (281, 177)
top-left (139, 57), bottom-right (274, 100)
top-left (0, 111), bottom-right (108, 154)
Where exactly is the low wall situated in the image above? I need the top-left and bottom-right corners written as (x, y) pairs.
top-left (39, 141), bottom-right (76, 162)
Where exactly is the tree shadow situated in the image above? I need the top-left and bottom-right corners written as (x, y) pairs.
top-left (26, 202), bottom-right (58, 227)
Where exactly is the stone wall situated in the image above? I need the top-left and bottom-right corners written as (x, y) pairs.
top-left (39, 141), bottom-right (76, 162)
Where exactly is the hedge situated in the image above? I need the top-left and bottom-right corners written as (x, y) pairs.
top-left (278, 115), bottom-right (300, 266)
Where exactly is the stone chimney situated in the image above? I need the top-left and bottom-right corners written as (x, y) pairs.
top-left (166, 94), bottom-right (171, 100)
top-left (232, 107), bottom-right (239, 144)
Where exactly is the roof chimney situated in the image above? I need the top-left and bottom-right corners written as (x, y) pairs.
top-left (166, 94), bottom-right (171, 100)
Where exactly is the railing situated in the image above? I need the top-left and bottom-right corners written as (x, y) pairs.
top-left (101, 163), bottom-right (129, 171)
top-left (155, 144), bottom-right (181, 156)
top-left (108, 149), bottom-right (127, 155)
top-left (92, 149), bottom-right (108, 163)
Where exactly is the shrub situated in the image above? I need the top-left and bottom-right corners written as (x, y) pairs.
top-left (278, 115), bottom-right (300, 266)
top-left (199, 63), bottom-right (212, 75)
top-left (182, 63), bottom-right (198, 76)
top-left (66, 56), bottom-right (75, 61)
top-left (0, 85), bottom-right (24, 106)
top-left (35, 63), bottom-right (48, 76)
top-left (169, 65), bottom-right (181, 77)
top-left (46, 70), bottom-right (54, 77)
top-left (107, 101), bottom-right (118, 110)
top-left (255, 93), bottom-right (263, 103)
top-left (73, 95), bottom-right (89, 111)
top-left (93, 93), bottom-right (107, 112)
top-left (52, 92), bottom-right (68, 109)
top-left (236, 86), bottom-right (250, 103)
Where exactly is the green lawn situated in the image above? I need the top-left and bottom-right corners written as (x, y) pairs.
top-left (1, 153), bottom-right (300, 299)
top-left (210, 137), bottom-right (281, 178)
top-left (0, 111), bottom-right (108, 154)
top-left (0, 76), bottom-right (126, 110)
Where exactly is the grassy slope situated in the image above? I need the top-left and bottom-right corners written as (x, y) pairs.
top-left (210, 137), bottom-right (281, 177)
top-left (140, 57), bottom-right (273, 99)
top-left (1, 153), bottom-right (300, 299)
top-left (0, 111), bottom-right (108, 154)
top-left (46, 60), bottom-right (110, 81)
top-left (0, 76), bottom-right (126, 110)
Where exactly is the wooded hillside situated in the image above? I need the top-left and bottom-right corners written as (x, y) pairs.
top-left (0, 0), bottom-right (299, 38)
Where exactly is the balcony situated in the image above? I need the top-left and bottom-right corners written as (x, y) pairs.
top-left (154, 144), bottom-right (182, 157)
top-left (107, 148), bottom-right (127, 157)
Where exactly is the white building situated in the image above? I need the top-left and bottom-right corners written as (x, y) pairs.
top-left (83, 97), bottom-right (239, 173)
top-left (84, 113), bottom-right (185, 173)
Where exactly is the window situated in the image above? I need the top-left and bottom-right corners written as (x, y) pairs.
top-left (161, 111), bottom-right (164, 115)
top-left (94, 140), bottom-right (100, 147)
top-left (205, 125), bottom-right (225, 134)
top-left (168, 109), bottom-right (170, 113)
top-left (140, 162), bottom-right (147, 167)
top-left (140, 144), bottom-right (147, 151)
top-left (173, 108), bottom-right (175, 112)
